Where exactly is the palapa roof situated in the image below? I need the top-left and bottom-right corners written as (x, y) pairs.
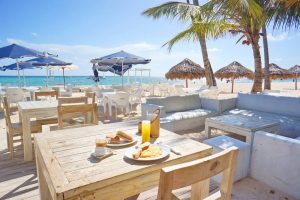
top-left (263, 63), bottom-right (293, 79)
top-left (289, 65), bottom-right (300, 75)
top-left (215, 61), bottom-right (254, 80)
top-left (165, 58), bottom-right (205, 80)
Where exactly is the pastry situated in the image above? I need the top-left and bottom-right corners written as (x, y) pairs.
top-left (116, 131), bottom-right (133, 142)
top-left (140, 145), bottom-right (162, 158)
top-left (132, 149), bottom-right (142, 159)
top-left (106, 134), bottom-right (120, 144)
top-left (139, 142), bottom-right (150, 151)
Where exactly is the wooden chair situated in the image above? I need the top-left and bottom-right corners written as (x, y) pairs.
top-left (157, 147), bottom-right (238, 200)
top-left (85, 92), bottom-right (96, 104)
top-left (57, 103), bottom-right (98, 130)
top-left (2, 96), bottom-right (42, 159)
top-left (58, 96), bottom-right (88, 105)
top-left (34, 90), bottom-right (58, 101)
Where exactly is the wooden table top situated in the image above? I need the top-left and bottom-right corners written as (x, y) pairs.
top-left (34, 122), bottom-right (212, 198)
top-left (208, 114), bottom-right (280, 131)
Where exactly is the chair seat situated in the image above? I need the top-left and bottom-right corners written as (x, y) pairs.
top-left (12, 120), bottom-right (42, 134)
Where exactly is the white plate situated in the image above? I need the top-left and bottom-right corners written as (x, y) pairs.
top-left (91, 148), bottom-right (113, 159)
top-left (125, 144), bottom-right (170, 161)
top-left (106, 135), bottom-right (138, 147)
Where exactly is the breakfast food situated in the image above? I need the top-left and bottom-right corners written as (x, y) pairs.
top-left (132, 143), bottom-right (162, 159)
top-left (116, 131), bottom-right (133, 142)
top-left (106, 134), bottom-right (120, 144)
top-left (140, 145), bottom-right (162, 158)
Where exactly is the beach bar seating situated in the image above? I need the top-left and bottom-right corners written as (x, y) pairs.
top-left (142, 94), bottom-right (220, 132)
top-left (57, 103), bottom-right (98, 129)
top-left (2, 96), bottom-right (42, 159)
top-left (5, 88), bottom-right (25, 107)
top-left (34, 90), bottom-right (58, 101)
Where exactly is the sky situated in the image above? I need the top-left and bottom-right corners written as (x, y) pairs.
top-left (0, 0), bottom-right (299, 77)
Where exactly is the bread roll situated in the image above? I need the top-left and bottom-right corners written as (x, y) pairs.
top-left (132, 149), bottom-right (142, 159)
top-left (139, 142), bottom-right (150, 151)
top-left (117, 131), bottom-right (133, 141)
top-left (106, 134), bottom-right (120, 144)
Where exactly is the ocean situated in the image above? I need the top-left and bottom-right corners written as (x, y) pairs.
top-left (0, 75), bottom-right (175, 87)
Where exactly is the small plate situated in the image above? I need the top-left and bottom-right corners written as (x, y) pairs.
top-left (106, 135), bottom-right (138, 147)
top-left (91, 148), bottom-right (113, 159)
top-left (125, 144), bottom-right (170, 161)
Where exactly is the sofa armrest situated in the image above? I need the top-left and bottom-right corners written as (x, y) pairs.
top-left (200, 97), bottom-right (220, 112)
top-left (141, 103), bottom-right (166, 120)
top-left (219, 98), bottom-right (236, 113)
top-left (251, 131), bottom-right (300, 199)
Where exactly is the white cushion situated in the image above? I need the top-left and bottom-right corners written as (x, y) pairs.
top-left (146, 94), bottom-right (201, 113)
top-left (162, 108), bottom-right (214, 122)
top-left (237, 93), bottom-right (300, 118)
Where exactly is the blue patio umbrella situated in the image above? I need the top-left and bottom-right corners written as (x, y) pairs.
top-left (0, 43), bottom-right (56, 87)
top-left (26, 57), bottom-right (72, 86)
top-left (91, 50), bottom-right (150, 87)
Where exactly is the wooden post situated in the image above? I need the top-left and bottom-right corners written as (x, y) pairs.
top-left (231, 78), bottom-right (234, 93)
top-left (186, 79), bottom-right (188, 88)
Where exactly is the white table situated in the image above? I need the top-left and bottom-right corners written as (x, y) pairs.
top-left (18, 100), bottom-right (58, 161)
top-left (102, 91), bottom-right (128, 116)
top-left (205, 114), bottom-right (280, 145)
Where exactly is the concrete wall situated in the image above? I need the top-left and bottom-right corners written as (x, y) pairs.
top-left (251, 131), bottom-right (300, 199)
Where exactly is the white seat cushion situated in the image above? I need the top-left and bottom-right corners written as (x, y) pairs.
top-left (162, 108), bottom-right (214, 122)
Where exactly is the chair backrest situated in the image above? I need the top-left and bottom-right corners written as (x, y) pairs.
top-left (2, 96), bottom-right (13, 132)
top-left (157, 147), bottom-right (238, 200)
top-left (58, 96), bottom-right (88, 105)
top-left (110, 92), bottom-right (129, 107)
top-left (6, 88), bottom-right (25, 103)
top-left (85, 92), bottom-right (96, 104)
top-left (57, 103), bottom-right (98, 129)
top-left (35, 91), bottom-right (58, 101)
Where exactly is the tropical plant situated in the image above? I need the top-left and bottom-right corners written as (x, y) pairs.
top-left (143, 0), bottom-right (217, 86)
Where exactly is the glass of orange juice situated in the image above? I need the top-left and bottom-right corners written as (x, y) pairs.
top-left (142, 120), bottom-right (151, 143)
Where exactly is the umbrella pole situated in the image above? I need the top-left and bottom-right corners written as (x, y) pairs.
top-left (295, 74), bottom-right (298, 90)
top-left (16, 59), bottom-right (21, 87)
top-left (231, 78), bottom-right (234, 93)
top-left (63, 68), bottom-right (66, 89)
top-left (185, 79), bottom-right (188, 88)
top-left (121, 59), bottom-right (124, 88)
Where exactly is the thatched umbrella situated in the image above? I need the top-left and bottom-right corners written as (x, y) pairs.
top-left (263, 63), bottom-right (293, 89)
top-left (215, 61), bottom-right (254, 93)
top-left (289, 65), bottom-right (300, 90)
top-left (165, 58), bottom-right (205, 88)
top-left (265, 63), bottom-right (293, 79)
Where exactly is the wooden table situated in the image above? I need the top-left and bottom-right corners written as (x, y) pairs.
top-left (34, 122), bottom-right (212, 200)
top-left (18, 100), bottom-right (58, 161)
top-left (205, 114), bottom-right (280, 145)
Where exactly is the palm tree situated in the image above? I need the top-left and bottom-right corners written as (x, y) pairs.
top-left (201, 0), bottom-right (265, 93)
top-left (143, 1), bottom-right (217, 86)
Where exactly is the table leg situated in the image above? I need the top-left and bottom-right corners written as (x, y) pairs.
top-left (205, 123), bottom-right (212, 139)
top-left (22, 113), bottom-right (33, 161)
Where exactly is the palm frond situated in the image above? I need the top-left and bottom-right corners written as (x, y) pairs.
top-left (142, 2), bottom-right (201, 22)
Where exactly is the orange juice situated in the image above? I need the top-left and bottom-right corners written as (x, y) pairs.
top-left (142, 120), bottom-right (151, 143)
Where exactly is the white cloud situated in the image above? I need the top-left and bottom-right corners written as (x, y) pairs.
top-left (268, 32), bottom-right (290, 41)
top-left (208, 48), bottom-right (221, 52)
top-left (5, 38), bottom-right (202, 76)
top-left (31, 32), bottom-right (38, 37)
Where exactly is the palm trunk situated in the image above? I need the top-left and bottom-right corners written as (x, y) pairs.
top-left (193, 0), bottom-right (217, 87)
top-left (250, 34), bottom-right (263, 93)
top-left (262, 24), bottom-right (271, 90)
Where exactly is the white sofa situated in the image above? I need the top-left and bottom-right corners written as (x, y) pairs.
top-left (251, 131), bottom-right (300, 199)
top-left (142, 94), bottom-right (219, 132)
top-left (221, 93), bottom-right (300, 139)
